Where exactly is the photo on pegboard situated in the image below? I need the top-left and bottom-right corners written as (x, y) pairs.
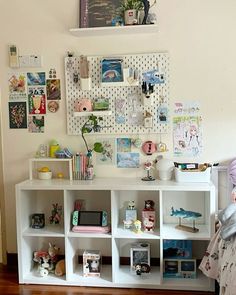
top-left (101, 58), bottom-right (123, 83)
top-left (9, 101), bottom-right (27, 129)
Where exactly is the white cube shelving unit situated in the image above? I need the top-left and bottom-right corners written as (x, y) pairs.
top-left (16, 177), bottom-right (215, 291)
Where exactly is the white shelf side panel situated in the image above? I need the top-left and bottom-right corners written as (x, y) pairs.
top-left (65, 52), bottom-right (170, 135)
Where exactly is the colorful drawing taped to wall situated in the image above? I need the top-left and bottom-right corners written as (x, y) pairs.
top-left (117, 138), bottom-right (131, 152)
top-left (27, 72), bottom-right (46, 86)
top-left (8, 73), bottom-right (27, 100)
top-left (28, 115), bottom-right (45, 133)
top-left (173, 115), bottom-right (202, 157)
top-left (46, 79), bottom-right (61, 100)
top-left (8, 101), bottom-right (27, 129)
top-left (117, 152), bottom-right (140, 168)
top-left (96, 138), bottom-right (115, 165)
top-left (28, 86), bottom-right (46, 115)
top-left (115, 98), bottom-right (126, 124)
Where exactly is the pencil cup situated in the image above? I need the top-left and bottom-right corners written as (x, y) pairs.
top-left (80, 78), bottom-right (91, 91)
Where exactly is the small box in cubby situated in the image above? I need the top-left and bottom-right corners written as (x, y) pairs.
top-left (130, 242), bottom-right (150, 274)
top-left (83, 250), bottom-right (101, 277)
top-left (163, 240), bottom-right (192, 259)
top-left (163, 258), bottom-right (196, 279)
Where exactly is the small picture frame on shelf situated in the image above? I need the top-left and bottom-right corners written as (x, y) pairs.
top-left (163, 258), bottom-right (196, 279)
top-left (31, 213), bottom-right (45, 229)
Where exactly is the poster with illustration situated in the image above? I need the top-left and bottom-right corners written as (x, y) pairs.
top-left (8, 73), bottom-right (27, 100)
top-left (117, 153), bottom-right (140, 168)
top-left (28, 115), bottom-right (45, 133)
top-left (28, 86), bottom-right (46, 114)
top-left (8, 101), bottom-right (27, 129)
top-left (117, 138), bottom-right (131, 152)
top-left (173, 115), bottom-right (202, 157)
top-left (27, 72), bottom-right (46, 86)
top-left (46, 79), bottom-right (61, 100)
top-left (96, 138), bottom-right (115, 165)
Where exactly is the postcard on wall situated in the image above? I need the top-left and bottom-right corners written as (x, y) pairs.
top-left (8, 101), bottom-right (27, 129)
top-left (101, 58), bottom-right (123, 83)
top-left (96, 138), bottom-right (115, 165)
top-left (115, 98), bottom-right (126, 124)
top-left (46, 79), bottom-right (61, 100)
top-left (117, 138), bottom-right (131, 153)
top-left (173, 115), bottom-right (203, 157)
top-left (27, 72), bottom-right (46, 86)
top-left (174, 101), bottom-right (200, 116)
top-left (80, 0), bottom-right (121, 28)
top-left (117, 152), bottom-right (140, 168)
top-left (157, 104), bottom-right (168, 124)
top-left (28, 86), bottom-right (46, 115)
top-left (8, 73), bottom-right (27, 100)
top-left (28, 115), bottom-right (45, 133)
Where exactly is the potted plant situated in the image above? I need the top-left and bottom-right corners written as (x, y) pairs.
top-left (81, 114), bottom-right (104, 179)
top-left (120, 0), bottom-right (144, 25)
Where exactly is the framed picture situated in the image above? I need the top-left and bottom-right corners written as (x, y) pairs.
top-left (80, 0), bottom-right (121, 28)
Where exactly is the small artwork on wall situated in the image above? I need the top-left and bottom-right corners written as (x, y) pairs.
top-left (96, 138), bottom-right (115, 165)
top-left (117, 152), bottom-right (140, 168)
top-left (117, 138), bottom-right (131, 153)
top-left (28, 115), bottom-right (44, 133)
top-left (46, 79), bottom-right (61, 100)
top-left (8, 72), bottom-right (27, 100)
top-left (28, 86), bottom-right (46, 115)
top-left (8, 101), bottom-right (27, 129)
top-left (27, 72), bottom-right (46, 86)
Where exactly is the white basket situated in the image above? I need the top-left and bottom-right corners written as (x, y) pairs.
top-left (174, 167), bottom-right (211, 183)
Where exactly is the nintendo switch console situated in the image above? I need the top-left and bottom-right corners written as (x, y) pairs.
top-left (72, 210), bottom-right (108, 227)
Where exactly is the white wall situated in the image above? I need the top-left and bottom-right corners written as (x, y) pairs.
top-left (0, 0), bottom-right (236, 253)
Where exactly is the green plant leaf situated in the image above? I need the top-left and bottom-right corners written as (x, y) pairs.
top-left (93, 142), bottom-right (104, 153)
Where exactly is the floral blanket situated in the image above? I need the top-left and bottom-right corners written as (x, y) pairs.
top-left (199, 227), bottom-right (236, 295)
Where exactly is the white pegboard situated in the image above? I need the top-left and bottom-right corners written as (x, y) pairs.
top-left (65, 52), bottom-right (170, 135)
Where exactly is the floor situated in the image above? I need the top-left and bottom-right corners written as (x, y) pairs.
top-left (0, 264), bottom-right (215, 295)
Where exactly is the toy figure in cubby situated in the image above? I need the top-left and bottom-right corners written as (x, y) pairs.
top-left (33, 243), bottom-right (60, 277)
top-left (123, 200), bottom-right (137, 230)
top-left (83, 250), bottom-right (101, 277)
top-left (142, 200), bottom-right (155, 232)
top-left (133, 220), bottom-right (142, 234)
top-left (49, 203), bottom-right (62, 224)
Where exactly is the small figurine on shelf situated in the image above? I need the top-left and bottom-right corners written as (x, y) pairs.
top-left (133, 220), bottom-right (142, 234)
top-left (49, 203), bottom-right (62, 224)
top-left (142, 200), bottom-right (155, 232)
top-left (124, 200), bottom-right (137, 228)
top-left (141, 160), bottom-right (155, 181)
top-left (123, 219), bottom-right (133, 229)
top-left (135, 263), bottom-right (142, 275)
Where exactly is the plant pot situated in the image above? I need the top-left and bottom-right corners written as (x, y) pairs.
top-left (124, 9), bottom-right (137, 25)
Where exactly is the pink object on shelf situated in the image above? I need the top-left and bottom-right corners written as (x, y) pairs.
top-left (72, 225), bottom-right (110, 234)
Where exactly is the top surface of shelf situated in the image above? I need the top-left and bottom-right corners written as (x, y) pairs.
top-left (16, 177), bottom-right (215, 191)
top-left (69, 24), bottom-right (158, 37)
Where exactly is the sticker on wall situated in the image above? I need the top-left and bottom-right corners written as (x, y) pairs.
top-left (46, 79), bottom-right (61, 100)
top-left (28, 115), bottom-right (44, 133)
top-left (8, 73), bottom-right (27, 100)
top-left (48, 101), bottom-right (59, 113)
top-left (117, 152), bottom-right (140, 168)
top-left (157, 104), bottom-right (168, 124)
top-left (8, 101), bottom-right (27, 129)
top-left (48, 68), bottom-right (57, 79)
top-left (27, 72), bottom-right (46, 86)
top-left (28, 86), bottom-right (46, 114)
top-left (117, 138), bottom-right (131, 152)
top-left (96, 138), bottom-right (115, 165)
top-left (173, 102), bottom-right (202, 157)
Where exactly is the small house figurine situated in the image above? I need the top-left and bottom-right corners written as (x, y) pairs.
top-left (142, 200), bottom-right (155, 232)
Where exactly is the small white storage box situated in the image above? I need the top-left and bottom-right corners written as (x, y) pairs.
top-left (174, 167), bottom-right (211, 183)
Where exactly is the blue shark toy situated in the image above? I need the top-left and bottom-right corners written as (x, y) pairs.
top-left (170, 207), bottom-right (202, 219)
